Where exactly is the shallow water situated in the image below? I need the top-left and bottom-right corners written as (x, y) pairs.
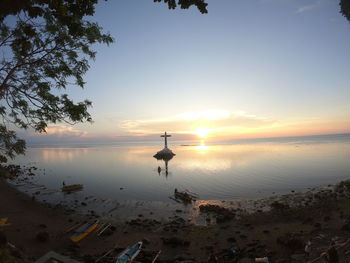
top-left (12, 134), bottom-right (350, 203)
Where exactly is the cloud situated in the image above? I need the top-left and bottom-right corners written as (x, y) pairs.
top-left (31, 124), bottom-right (88, 138)
top-left (176, 109), bottom-right (230, 121)
top-left (117, 109), bottom-right (276, 136)
top-left (296, 0), bottom-right (322, 13)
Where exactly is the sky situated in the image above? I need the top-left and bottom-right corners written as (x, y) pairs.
top-left (24, 0), bottom-right (350, 143)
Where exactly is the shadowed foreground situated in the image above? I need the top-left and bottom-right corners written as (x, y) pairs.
top-left (1, 173), bottom-right (350, 262)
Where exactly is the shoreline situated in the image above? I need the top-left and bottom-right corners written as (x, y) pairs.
top-left (2, 169), bottom-right (350, 262)
top-left (6, 163), bottom-right (338, 226)
top-left (7, 172), bottom-right (340, 226)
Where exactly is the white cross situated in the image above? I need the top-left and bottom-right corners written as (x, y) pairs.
top-left (160, 132), bottom-right (171, 148)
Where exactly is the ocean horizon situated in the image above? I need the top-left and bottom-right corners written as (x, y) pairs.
top-left (25, 132), bottom-right (350, 148)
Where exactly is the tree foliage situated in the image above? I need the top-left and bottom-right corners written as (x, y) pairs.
top-left (154, 0), bottom-right (208, 14)
top-left (0, 0), bottom-right (114, 162)
top-left (340, 0), bottom-right (350, 22)
top-left (0, 125), bottom-right (25, 163)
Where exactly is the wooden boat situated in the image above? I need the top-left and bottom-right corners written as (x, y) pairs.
top-left (185, 189), bottom-right (199, 199)
top-left (175, 191), bottom-right (193, 202)
top-left (70, 219), bottom-right (99, 242)
top-left (62, 184), bottom-right (83, 192)
top-left (115, 241), bottom-right (143, 263)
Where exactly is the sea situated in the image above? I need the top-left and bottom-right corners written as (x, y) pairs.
top-left (8, 133), bottom-right (350, 222)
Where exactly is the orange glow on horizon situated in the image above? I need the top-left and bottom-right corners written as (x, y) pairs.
top-left (43, 109), bottom-right (349, 142)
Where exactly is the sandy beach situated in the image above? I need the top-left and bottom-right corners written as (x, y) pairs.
top-left (2, 168), bottom-right (350, 262)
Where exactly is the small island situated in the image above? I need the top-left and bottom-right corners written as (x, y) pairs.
top-left (153, 132), bottom-right (176, 160)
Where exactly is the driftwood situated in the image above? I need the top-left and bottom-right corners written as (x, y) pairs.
top-left (97, 223), bottom-right (111, 236)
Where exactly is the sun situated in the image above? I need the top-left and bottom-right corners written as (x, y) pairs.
top-left (194, 127), bottom-right (211, 138)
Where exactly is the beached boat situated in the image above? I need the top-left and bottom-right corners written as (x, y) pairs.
top-left (115, 241), bottom-right (143, 263)
top-left (70, 219), bottom-right (99, 242)
top-left (61, 184), bottom-right (83, 192)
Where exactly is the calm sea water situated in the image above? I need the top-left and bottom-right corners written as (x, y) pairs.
top-left (12, 134), bottom-right (350, 203)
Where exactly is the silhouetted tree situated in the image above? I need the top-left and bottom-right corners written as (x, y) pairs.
top-left (340, 0), bottom-right (350, 22)
top-left (154, 0), bottom-right (208, 14)
top-left (0, 0), bottom-right (114, 162)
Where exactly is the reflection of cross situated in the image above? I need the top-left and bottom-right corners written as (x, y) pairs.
top-left (161, 132), bottom-right (171, 148)
top-left (165, 159), bottom-right (169, 178)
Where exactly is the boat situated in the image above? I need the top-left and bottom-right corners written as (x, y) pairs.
top-left (70, 219), bottom-right (99, 242)
top-left (175, 191), bottom-right (193, 202)
top-left (61, 184), bottom-right (83, 192)
top-left (115, 241), bottom-right (143, 263)
top-left (184, 189), bottom-right (199, 199)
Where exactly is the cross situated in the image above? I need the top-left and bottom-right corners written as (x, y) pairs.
top-left (160, 132), bottom-right (171, 148)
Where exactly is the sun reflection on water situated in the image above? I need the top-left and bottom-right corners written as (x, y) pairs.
top-left (195, 141), bottom-right (209, 152)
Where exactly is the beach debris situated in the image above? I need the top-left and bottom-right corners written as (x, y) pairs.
top-left (207, 250), bottom-right (218, 263)
top-left (315, 234), bottom-right (326, 240)
top-left (227, 237), bottom-right (236, 243)
top-left (199, 204), bottom-right (235, 223)
top-left (0, 231), bottom-right (7, 247)
top-left (107, 205), bottom-right (119, 214)
top-left (255, 257), bottom-right (269, 263)
top-left (97, 223), bottom-right (112, 236)
top-left (38, 223), bottom-right (47, 229)
top-left (276, 233), bottom-right (303, 251)
top-left (161, 217), bottom-right (188, 233)
top-left (334, 180), bottom-right (350, 194)
top-left (229, 244), bottom-right (241, 260)
top-left (162, 237), bottom-right (190, 247)
top-left (95, 222), bottom-right (106, 233)
top-left (341, 220), bottom-right (350, 231)
top-left (304, 240), bottom-right (312, 259)
top-left (95, 244), bottom-right (117, 262)
top-left (269, 201), bottom-right (290, 211)
top-left (0, 217), bottom-right (10, 227)
top-left (151, 250), bottom-right (162, 263)
top-left (36, 231), bottom-right (49, 243)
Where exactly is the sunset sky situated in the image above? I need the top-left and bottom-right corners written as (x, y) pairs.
top-left (24, 0), bottom-right (350, 143)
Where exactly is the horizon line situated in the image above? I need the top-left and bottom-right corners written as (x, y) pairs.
top-left (25, 132), bottom-right (350, 146)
